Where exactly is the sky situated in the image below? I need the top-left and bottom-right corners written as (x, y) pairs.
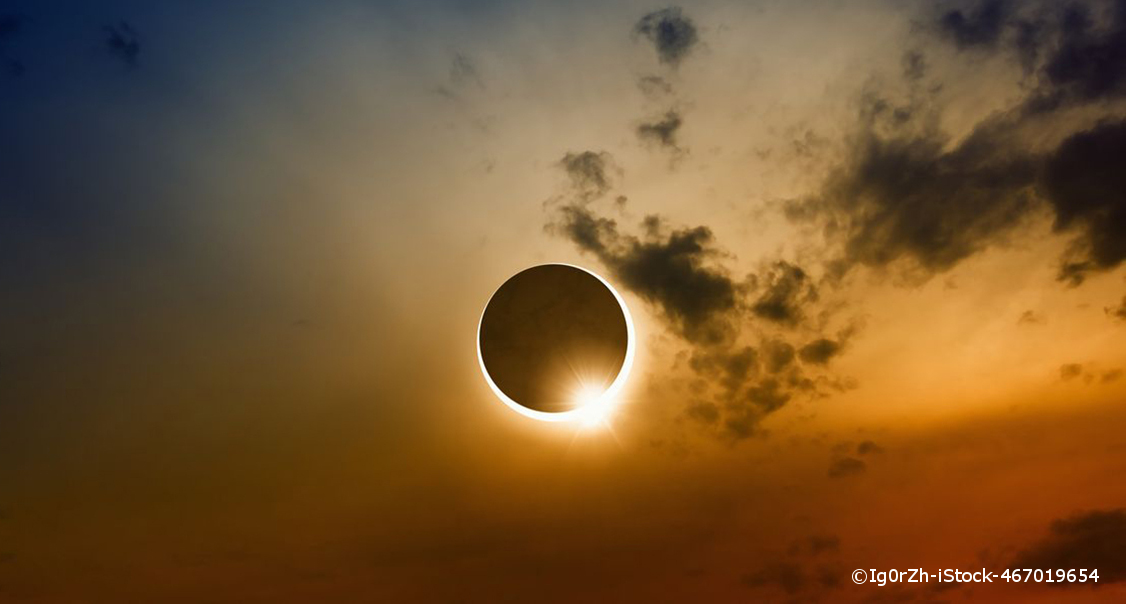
top-left (2, 0), bottom-right (1126, 601)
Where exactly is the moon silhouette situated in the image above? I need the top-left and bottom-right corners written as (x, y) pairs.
top-left (477, 264), bottom-right (635, 422)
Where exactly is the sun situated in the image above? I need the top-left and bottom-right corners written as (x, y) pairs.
top-left (572, 384), bottom-right (617, 428)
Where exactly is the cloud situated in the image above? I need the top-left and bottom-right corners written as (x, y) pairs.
top-left (788, 536), bottom-right (842, 558)
top-left (688, 346), bottom-right (763, 413)
top-left (787, 109), bottom-right (1039, 279)
top-left (685, 401), bottom-right (719, 424)
top-left (1012, 509), bottom-right (1126, 585)
top-left (1059, 363), bottom-right (1084, 381)
top-left (827, 456), bottom-right (866, 478)
top-left (741, 561), bottom-right (806, 594)
top-left (743, 559), bottom-right (843, 595)
top-left (931, 0), bottom-right (1126, 111)
top-left (902, 50), bottom-right (928, 81)
top-left (749, 261), bottom-right (818, 326)
top-left (1018, 309), bottom-right (1045, 325)
top-left (784, 1), bottom-right (1126, 287)
top-left (799, 338), bottom-right (842, 365)
top-left (938, 0), bottom-right (1010, 49)
top-left (553, 205), bottom-right (738, 344)
top-left (1058, 362), bottom-right (1122, 384)
top-left (435, 52), bottom-right (484, 99)
top-left (688, 343), bottom-right (828, 440)
top-left (744, 377), bottom-right (792, 413)
top-left (788, 2), bottom-right (1126, 286)
top-left (550, 153), bottom-right (851, 441)
top-left (806, 534), bottom-right (841, 555)
top-left (558, 151), bottom-right (616, 201)
top-left (856, 440), bottom-right (884, 455)
top-left (1041, 121), bottom-right (1126, 284)
top-left (636, 110), bottom-right (683, 152)
top-left (1033, 0), bottom-right (1126, 109)
top-left (761, 339), bottom-right (796, 373)
top-left (1109, 296), bottom-right (1126, 320)
top-left (748, 535), bottom-right (846, 596)
top-left (637, 75), bottom-right (673, 97)
top-left (718, 347), bottom-right (759, 392)
top-left (104, 22), bottom-right (140, 66)
top-left (449, 53), bottom-right (481, 89)
top-left (634, 7), bottom-right (699, 67)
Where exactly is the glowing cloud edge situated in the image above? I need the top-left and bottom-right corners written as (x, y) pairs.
top-left (476, 263), bottom-right (636, 423)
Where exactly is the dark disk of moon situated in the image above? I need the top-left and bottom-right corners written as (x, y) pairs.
top-left (478, 264), bottom-right (629, 414)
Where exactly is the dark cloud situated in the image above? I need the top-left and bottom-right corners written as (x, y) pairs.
top-left (554, 205), bottom-right (738, 344)
top-left (702, 332), bottom-right (846, 440)
top-left (1110, 296), bottom-right (1126, 319)
top-left (787, 534), bottom-right (842, 556)
top-left (720, 347), bottom-right (758, 391)
top-left (743, 558), bottom-right (842, 595)
top-left (789, 2), bottom-right (1126, 286)
top-left (634, 7), bottom-right (699, 67)
top-left (1012, 509), bottom-right (1126, 584)
top-left (744, 377), bottom-right (791, 413)
top-left (1057, 363), bottom-right (1121, 384)
top-left (741, 561), bottom-right (806, 594)
top-left (799, 338), bottom-right (842, 365)
top-left (637, 74), bottom-right (673, 97)
top-left (558, 151), bottom-right (616, 201)
top-left (856, 440), bottom-right (884, 455)
top-left (1041, 121), bottom-right (1126, 284)
top-left (637, 110), bottom-right (683, 151)
top-left (761, 339), bottom-right (796, 373)
top-left (787, 110), bottom-right (1039, 278)
top-left (932, 0), bottom-right (1126, 111)
top-left (749, 261), bottom-right (817, 326)
top-left (1014, 17), bottom-right (1049, 73)
top-left (827, 456), bottom-right (866, 478)
top-left (689, 346), bottom-right (760, 410)
top-left (902, 50), bottom-right (928, 81)
top-left (1059, 363), bottom-right (1084, 381)
top-left (104, 22), bottom-right (140, 66)
top-left (807, 534), bottom-right (841, 555)
top-left (449, 52), bottom-right (481, 89)
top-left (550, 154), bottom-right (850, 442)
top-left (1035, 1), bottom-right (1126, 109)
top-left (815, 565), bottom-right (844, 590)
top-left (435, 52), bottom-right (484, 99)
top-left (685, 401), bottom-right (719, 424)
top-left (722, 411), bottom-right (756, 440)
top-left (551, 220), bottom-right (830, 440)
top-left (938, 0), bottom-right (1010, 49)
top-left (688, 344), bottom-right (829, 440)
top-left (1017, 309), bottom-right (1045, 325)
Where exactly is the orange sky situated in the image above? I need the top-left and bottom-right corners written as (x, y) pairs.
top-left (1, 0), bottom-right (1125, 602)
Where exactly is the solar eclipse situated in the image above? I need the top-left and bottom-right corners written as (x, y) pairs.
top-left (476, 264), bottom-right (635, 423)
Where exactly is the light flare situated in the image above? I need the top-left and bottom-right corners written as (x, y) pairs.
top-left (572, 383), bottom-right (615, 429)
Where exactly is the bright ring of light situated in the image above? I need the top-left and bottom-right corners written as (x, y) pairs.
top-left (476, 263), bottom-right (636, 423)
